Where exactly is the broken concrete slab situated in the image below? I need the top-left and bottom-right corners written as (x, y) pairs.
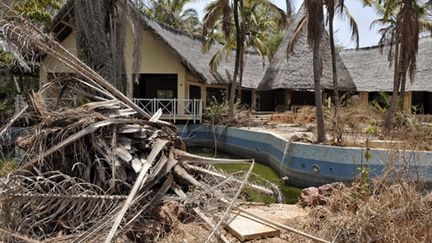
top-left (225, 210), bottom-right (280, 241)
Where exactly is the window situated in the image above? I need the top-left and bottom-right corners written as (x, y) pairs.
top-left (157, 90), bottom-right (174, 99)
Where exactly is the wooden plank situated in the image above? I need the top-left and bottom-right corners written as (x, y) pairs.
top-left (225, 211), bottom-right (280, 242)
top-left (105, 139), bottom-right (168, 243)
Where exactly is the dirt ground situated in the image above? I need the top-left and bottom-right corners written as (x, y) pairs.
top-left (161, 203), bottom-right (320, 243)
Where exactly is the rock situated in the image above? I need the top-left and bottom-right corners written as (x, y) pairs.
top-left (299, 187), bottom-right (323, 207)
top-left (299, 183), bottom-right (346, 208)
top-left (318, 182), bottom-right (346, 197)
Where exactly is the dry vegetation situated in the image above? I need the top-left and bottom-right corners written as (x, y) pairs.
top-left (268, 99), bottom-right (432, 150)
top-left (203, 97), bottom-right (252, 127)
top-left (0, 158), bottom-right (15, 176)
top-left (300, 173), bottom-right (432, 242)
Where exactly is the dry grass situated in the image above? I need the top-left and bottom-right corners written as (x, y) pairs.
top-left (303, 175), bottom-right (432, 242)
top-left (277, 101), bottom-right (432, 151)
top-left (0, 159), bottom-right (15, 177)
top-left (268, 107), bottom-right (316, 126)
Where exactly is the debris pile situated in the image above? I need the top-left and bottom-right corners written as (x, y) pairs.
top-left (0, 88), bottom-right (262, 242)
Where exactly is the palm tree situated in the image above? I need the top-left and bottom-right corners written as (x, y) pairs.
top-left (9, 0), bottom-right (64, 27)
top-left (288, 0), bottom-right (326, 143)
top-left (366, 0), bottom-right (431, 131)
top-left (325, 0), bottom-right (359, 144)
top-left (232, 0), bottom-right (242, 119)
top-left (202, 0), bottom-right (288, 118)
top-left (74, 0), bottom-right (128, 92)
top-left (143, 0), bottom-right (201, 35)
top-left (203, 1), bottom-right (286, 69)
top-left (370, 2), bottom-right (431, 111)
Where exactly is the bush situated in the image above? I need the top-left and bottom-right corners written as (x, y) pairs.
top-left (203, 96), bottom-right (250, 125)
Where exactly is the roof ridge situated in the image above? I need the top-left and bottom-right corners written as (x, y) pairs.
top-left (341, 35), bottom-right (432, 52)
top-left (134, 4), bottom-right (264, 57)
top-left (138, 11), bottom-right (204, 42)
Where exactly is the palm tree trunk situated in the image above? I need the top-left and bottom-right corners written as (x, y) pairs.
top-left (384, 43), bottom-right (400, 131)
top-left (230, 0), bottom-right (241, 119)
top-left (237, 0), bottom-right (245, 103)
top-left (328, 10), bottom-right (342, 143)
top-left (399, 74), bottom-right (407, 110)
top-left (237, 48), bottom-right (244, 102)
top-left (313, 37), bottom-right (326, 143)
top-left (285, 0), bottom-right (291, 15)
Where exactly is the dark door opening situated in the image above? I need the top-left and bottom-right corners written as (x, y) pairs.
top-left (206, 87), bottom-right (226, 104)
top-left (240, 90), bottom-right (252, 107)
top-left (291, 91), bottom-right (315, 106)
top-left (188, 85), bottom-right (201, 115)
top-left (412, 92), bottom-right (432, 114)
top-left (368, 92), bottom-right (391, 109)
top-left (259, 90), bottom-right (275, 111)
top-left (133, 74), bottom-right (178, 99)
top-left (133, 74), bottom-right (178, 114)
top-left (189, 85), bottom-right (201, 99)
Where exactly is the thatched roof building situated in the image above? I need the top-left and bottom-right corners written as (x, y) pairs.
top-left (50, 0), bottom-right (265, 89)
top-left (340, 37), bottom-right (432, 92)
top-left (135, 11), bottom-right (266, 89)
top-left (258, 7), bottom-right (355, 91)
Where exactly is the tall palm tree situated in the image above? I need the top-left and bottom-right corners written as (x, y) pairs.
top-left (326, 0), bottom-right (359, 144)
top-left (366, 0), bottom-right (431, 131)
top-left (202, 0), bottom-right (288, 118)
top-left (370, 2), bottom-right (431, 111)
top-left (232, 0), bottom-right (242, 119)
top-left (202, 1), bottom-right (286, 69)
top-left (143, 0), bottom-right (201, 35)
top-left (288, 1), bottom-right (326, 143)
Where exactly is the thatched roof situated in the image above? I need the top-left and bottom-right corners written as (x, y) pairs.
top-left (50, 0), bottom-right (265, 89)
top-left (340, 37), bottom-right (432, 92)
top-left (258, 7), bottom-right (356, 91)
top-left (133, 6), bottom-right (266, 89)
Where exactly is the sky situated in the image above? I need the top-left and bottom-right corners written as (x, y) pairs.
top-left (185, 0), bottom-right (381, 49)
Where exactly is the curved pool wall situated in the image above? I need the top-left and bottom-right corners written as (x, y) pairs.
top-left (177, 125), bottom-right (432, 188)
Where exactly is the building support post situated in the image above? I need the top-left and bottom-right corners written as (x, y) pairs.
top-left (251, 90), bottom-right (257, 111)
top-left (403, 91), bottom-right (412, 113)
top-left (177, 72), bottom-right (186, 117)
top-left (359, 92), bottom-right (369, 107)
top-left (201, 84), bottom-right (207, 108)
top-left (284, 89), bottom-right (291, 111)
